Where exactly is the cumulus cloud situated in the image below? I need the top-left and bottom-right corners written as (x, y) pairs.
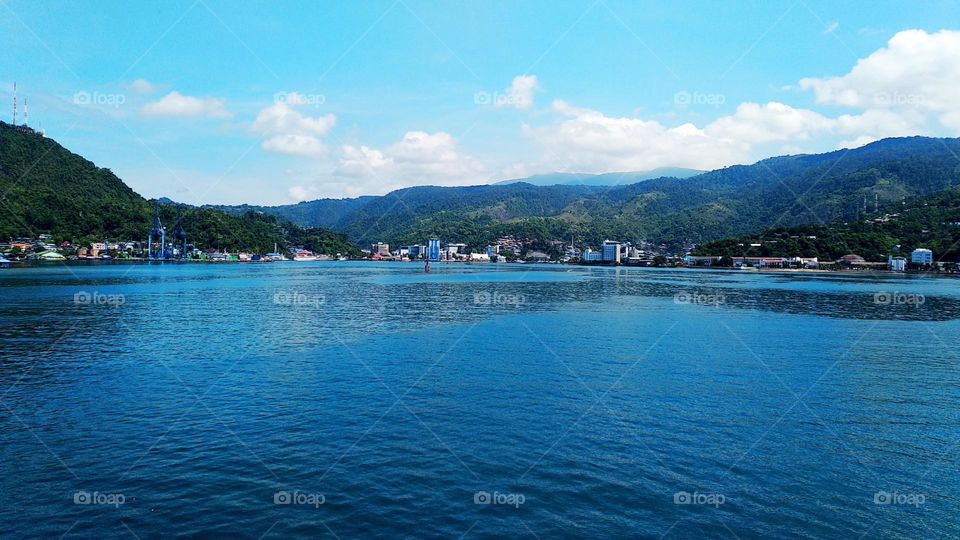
top-left (128, 79), bottom-right (158, 94)
top-left (251, 94), bottom-right (336, 156)
top-left (800, 29), bottom-right (960, 130)
top-left (522, 97), bottom-right (931, 174)
top-left (704, 102), bottom-right (833, 144)
top-left (142, 91), bottom-right (232, 119)
top-left (288, 185), bottom-right (321, 202)
top-left (523, 100), bottom-right (748, 172)
top-left (521, 30), bottom-right (960, 175)
top-left (497, 75), bottom-right (539, 110)
top-left (334, 131), bottom-right (486, 195)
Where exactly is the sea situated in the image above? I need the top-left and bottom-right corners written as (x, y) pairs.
top-left (0, 262), bottom-right (957, 538)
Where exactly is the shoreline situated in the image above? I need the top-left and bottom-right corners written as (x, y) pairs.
top-left (1, 258), bottom-right (951, 276)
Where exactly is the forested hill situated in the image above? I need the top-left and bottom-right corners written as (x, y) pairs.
top-left (694, 187), bottom-right (960, 262)
top-left (217, 136), bottom-right (960, 249)
top-left (0, 122), bottom-right (359, 255)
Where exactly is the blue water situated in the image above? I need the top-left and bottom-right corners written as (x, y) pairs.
top-left (1, 262), bottom-right (958, 538)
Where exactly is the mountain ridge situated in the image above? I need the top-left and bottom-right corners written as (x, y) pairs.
top-left (215, 136), bottom-right (960, 250)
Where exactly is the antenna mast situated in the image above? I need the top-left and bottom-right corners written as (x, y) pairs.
top-left (12, 82), bottom-right (17, 125)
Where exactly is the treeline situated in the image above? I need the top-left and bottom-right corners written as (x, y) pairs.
top-left (694, 188), bottom-right (960, 262)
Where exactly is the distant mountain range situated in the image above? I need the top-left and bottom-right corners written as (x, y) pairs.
top-left (215, 136), bottom-right (960, 251)
top-left (493, 167), bottom-right (704, 187)
top-left (6, 119), bottom-right (960, 257)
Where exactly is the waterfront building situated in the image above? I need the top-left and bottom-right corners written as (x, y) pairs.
top-left (602, 240), bottom-right (621, 264)
top-left (372, 242), bottom-right (390, 256)
top-left (836, 254), bottom-right (867, 267)
top-left (888, 255), bottom-right (907, 272)
top-left (683, 255), bottom-right (721, 266)
top-left (407, 244), bottom-right (426, 259)
top-left (428, 239), bottom-right (441, 261)
top-left (911, 248), bottom-right (933, 265)
top-left (582, 249), bottom-right (603, 262)
top-left (486, 245), bottom-right (499, 258)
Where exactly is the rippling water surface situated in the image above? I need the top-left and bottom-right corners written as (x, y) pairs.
top-left (1, 262), bottom-right (959, 538)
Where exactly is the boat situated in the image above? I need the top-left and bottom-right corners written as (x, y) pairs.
top-left (293, 251), bottom-right (320, 262)
top-left (27, 250), bottom-right (67, 261)
top-left (265, 243), bottom-right (286, 261)
top-left (292, 250), bottom-right (319, 261)
top-left (0, 254), bottom-right (10, 268)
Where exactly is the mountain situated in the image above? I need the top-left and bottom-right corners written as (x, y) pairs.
top-left (694, 187), bottom-right (960, 262)
top-left (494, 167), bottom-right (705, 186)
top-left (0, 122), bottom-right (359, 255)
top-left (217, 136), bottom-right (960, 251)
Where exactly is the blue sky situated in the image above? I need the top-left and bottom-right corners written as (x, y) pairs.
top-left (1, 0), bottom-right (959, 204)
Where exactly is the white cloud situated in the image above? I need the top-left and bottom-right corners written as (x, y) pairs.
top-left (521, 99), bottom-right (926, 175)
top-left (704, 102), bottom-right (833, 144)
top-left (800, 29), bottom-right (960, 130)
top-left (142, 91), bottom-right (232, 119)
top-left (251, 95), bottom-right (336, 156)
top-left (522, 100), bottom-right (748, 173)
top-left (128, 79), bottom-right (158, 94)
top-left (496, 75), bottom-right (539, 110)
top-left (520, 30), bottom-right (960, 176)
top-left (334, 131), bottom-right (486, 195)
top-left (288, 185), bottom-right (321, 202)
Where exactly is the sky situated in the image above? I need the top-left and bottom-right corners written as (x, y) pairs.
top-left (1, 0), bottom-right (959, 205)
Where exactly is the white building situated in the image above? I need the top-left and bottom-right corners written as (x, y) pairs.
top-left (911, 248), bottom-right (933, 265)
top-left (888, 256), bottom-right (907, 272)
top-left (582, 249), bottom-right (602, 262)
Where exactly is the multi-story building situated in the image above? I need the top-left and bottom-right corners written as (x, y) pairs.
top-left (428, 239), bottom-right (441, 261)
top-left (371, 242), bottom-right (390, 256)
top-left (582, 249), bottom-right (603, 262)
top-left (888, 255), bottom-right (907, 272)
top-left (602, 240), bottom-right (621, 264)
top-left (911, 248), bottom-right (933, 265)
top-left (406, 245), bottom-right (426, 259)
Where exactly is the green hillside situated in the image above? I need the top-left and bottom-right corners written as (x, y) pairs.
top-left (217, 136), bottom-right (960, 250)
top-left (0, 122), bottom-right (359, 255)
top-left (694, 187), bottom-right (960, 262)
